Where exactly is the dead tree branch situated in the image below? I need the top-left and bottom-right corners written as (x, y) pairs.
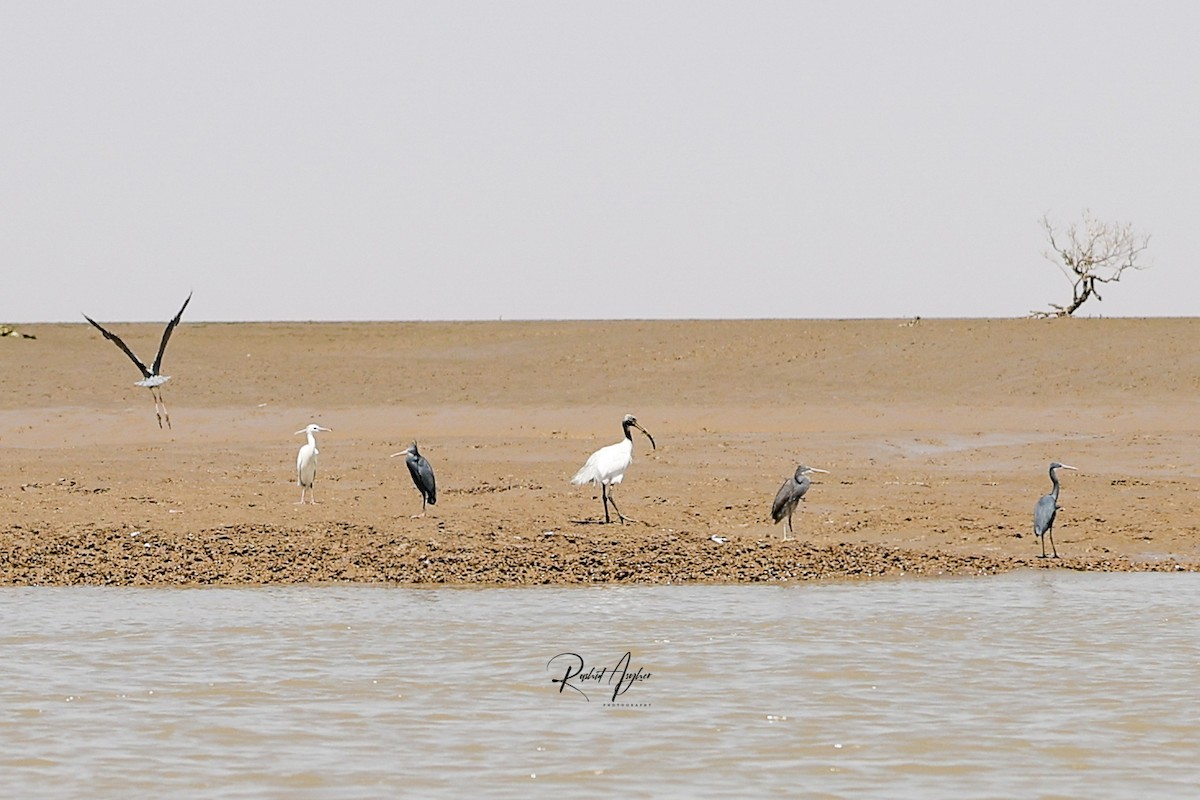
top-left (1030, 210), bottom-right (1151, 318)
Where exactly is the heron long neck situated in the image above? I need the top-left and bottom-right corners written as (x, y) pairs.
top-left (623, 422), bottom-right (633, 442)
top-left (1048, 467), bottom-right (1061, 500)
top-left (307, 431), bottom-right (318, 449)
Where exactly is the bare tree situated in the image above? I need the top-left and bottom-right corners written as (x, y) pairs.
top-left (1031, 211), bottom-right (1151, 318)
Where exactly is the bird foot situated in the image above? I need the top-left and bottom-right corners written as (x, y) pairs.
top-left (410, 512), bottom-right (427, 519)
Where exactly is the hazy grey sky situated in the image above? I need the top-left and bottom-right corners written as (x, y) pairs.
top-left (3, 1), bottom-right (1197, 322)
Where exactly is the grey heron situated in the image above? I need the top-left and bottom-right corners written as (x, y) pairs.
top-left (391, 441), bottom-right (437, 517)
top-left (1034, 461), bottom-right (1077, 558)
top-left (771, 464), bottom-right (828, 540)
top-left (571, 414), bottom-right (656, 524)
top-left (83, 292), bottom-right (192, 429)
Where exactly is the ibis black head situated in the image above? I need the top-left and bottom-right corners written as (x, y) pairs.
top-left (622, 414), bottom-right (656, 450)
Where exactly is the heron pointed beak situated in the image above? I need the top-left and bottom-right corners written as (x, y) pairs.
top-left (318, 426), bottom-right (332, 432)
top-left (810, 468), bottom-right (829, 474)
top-left (1060, 465), bottom-right (1078, 471)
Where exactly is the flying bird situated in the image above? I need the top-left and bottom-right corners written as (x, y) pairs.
top-left (1034, 461), bottom-right (1077, 558)
top-left (295, 424), bottom-right (331, 504)
top-left (771, 464), bottom-right (829, 540)
top-left (83, 292), bottom-right (192, 429)
top-left (571, 414), bottom-right (656, 524)
top-left (392, 441), bottom-right (437, 517)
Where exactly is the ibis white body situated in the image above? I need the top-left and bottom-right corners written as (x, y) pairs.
top-left (571, 414), bottom-right (655, 524)
top-left (572, 436), bottom-right (635, 489)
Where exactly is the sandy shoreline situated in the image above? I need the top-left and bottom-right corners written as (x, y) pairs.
top-left (3, 318), bottom-right (1199, 586)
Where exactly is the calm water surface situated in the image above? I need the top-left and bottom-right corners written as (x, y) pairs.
top-left (2, 572), bottom-right (1198, 798)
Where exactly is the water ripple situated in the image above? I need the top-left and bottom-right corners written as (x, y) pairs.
top-left (2, 573), bottom-right (1199, 797)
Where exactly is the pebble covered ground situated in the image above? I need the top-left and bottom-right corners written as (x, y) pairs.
top-left (3, 318), bottom-right (1199, 586)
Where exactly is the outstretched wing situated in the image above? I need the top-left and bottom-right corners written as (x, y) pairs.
top-left (151, 292), bottom-right (192, 376)
top-left (83, 315), bottom-right (151, 379)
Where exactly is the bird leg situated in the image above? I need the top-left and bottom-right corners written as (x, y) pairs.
top-left (601, 484), bottom-right (612, 524)
top-left (605, 487), bottom-right (641, 524)
top-left (147, 387), bottom-right (172, 429)
top-left (158, 389), bottom-right (172, 430)
top-left (1038, 529), bottom-right (1059, 558)
top-left (410, 495), bottom-right (427, 518)
top-left (148, 388), bottom-right (164, 428)
top-left (783, 513), bottom-right (793, 541)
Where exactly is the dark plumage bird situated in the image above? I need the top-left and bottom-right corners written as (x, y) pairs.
top-left (84, 292), bottom-right (192, 429)
top-left (771, 464), bottom-right (828, 540)
top-left (1033, 461), bottom-right (1077, 558)
top-left (392, 442), bottom-right (437, 517)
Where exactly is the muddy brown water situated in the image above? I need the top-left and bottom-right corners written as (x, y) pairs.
top-left (3, 571), bottom-right (1198, 797)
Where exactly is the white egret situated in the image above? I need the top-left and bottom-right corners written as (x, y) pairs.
top-left (83, 292), bottom-right (192, 429)
top-left (1034, 462), bottom-right (1077, 558)
top-left (771, 464), bottom-right (829, 540)
top-left (295, 424), bottom-right (331, 504)
top-left (571, 414), bottom-right (656, 524)
top-left (391, 442), bottom-right (437, 517)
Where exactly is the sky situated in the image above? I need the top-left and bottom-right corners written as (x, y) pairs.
top-left (2, 1), bottom-right (1197, 322)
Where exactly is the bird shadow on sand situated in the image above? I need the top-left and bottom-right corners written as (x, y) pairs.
top-left (568, 518), bottom-right (655, 527)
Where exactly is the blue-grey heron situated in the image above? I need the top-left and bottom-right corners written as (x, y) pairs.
top-left (295, 424), bottom-right (331, 504)
top-left (1034, 461), bottom-right (1077, 558)
top-left (392, 442), bottom-right (437, 517)
top-left (771, 464), bottom-right (828, 540)
top-left (83, 292), bottom-right (192, 429)
top-left (571, 414), bottom-right (656, 524)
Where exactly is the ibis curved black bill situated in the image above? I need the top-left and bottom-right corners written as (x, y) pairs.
top-left (633, 422), bottom-right (656, 450)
